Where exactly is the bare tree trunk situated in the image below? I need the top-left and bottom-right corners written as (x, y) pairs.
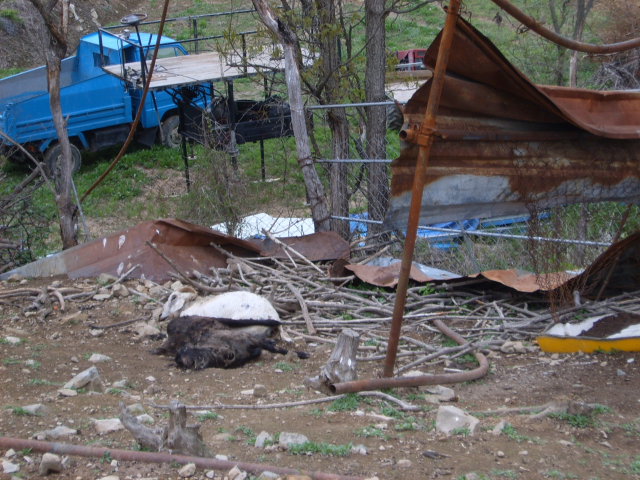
top-left (251, 0), bottom-right (330, 232)
top-left (365, 0), bottom-right (390, 238)
top-left (316, 0), bottom-right (350, 239)
top-left (29, 0), bottom-right (78, 249)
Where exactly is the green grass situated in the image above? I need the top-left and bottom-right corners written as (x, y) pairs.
top-left (2, 358), bottom-right (21, 365)
top-left (274, 361), bottom-right (294, 372)
top-left (196, 412), bottom-right (219, 422)
top-left (502, 423), bottom-right (545, 444)
top-left (0, 9), bottom-right (23, 25)
top-left (355, 425), bottom-right (388, 439)
top-left (451, 427), bottom-right (471, 437)
top-left (28, 379), bottom-right (56, 386)
top-left (0, 67), bottom-right (23, 79)
top-left (5, 406), bottom-right (30, 416)
top-left (328, 393), bottom-right (360, 412)
top-left (288, 441), bottom-right (352, 457)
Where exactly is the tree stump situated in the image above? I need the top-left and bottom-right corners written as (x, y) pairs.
top-left (304, 328), bottom-right (359, 394)
top-left (119, 401), bottom-right (212, 457)
top-left (163, 401), bottom-right (213, 457)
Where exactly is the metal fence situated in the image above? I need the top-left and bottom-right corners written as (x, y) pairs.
top-left (306, 102), bottom-right (640, 277)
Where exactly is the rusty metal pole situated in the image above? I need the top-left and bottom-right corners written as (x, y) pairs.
top-left (383, 0), bottom-right (461, 378)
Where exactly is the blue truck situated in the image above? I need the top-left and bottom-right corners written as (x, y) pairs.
top-left (0, 30), bottom-right (188, 173)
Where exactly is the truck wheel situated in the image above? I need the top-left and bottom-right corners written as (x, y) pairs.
top-left (44, 143), bottom-right (82, 177)
top-left (161, 116), bottom-right (181, 148)
top-left (386, 100), bottom-right (405, 131)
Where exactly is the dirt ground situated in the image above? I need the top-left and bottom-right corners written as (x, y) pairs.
top-left (1, 275), bottom-right (639, 480)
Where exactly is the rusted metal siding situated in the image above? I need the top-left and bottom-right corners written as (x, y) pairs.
top-left (384, 18), bottom-right (640, 230)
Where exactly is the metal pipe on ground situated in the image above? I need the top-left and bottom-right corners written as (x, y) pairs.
top-left (330, 319), bottom-right (488, 395)
top-left (383, 0), bottom-right (462, 378)
top-left (0, 438), bottom-right (365, 480)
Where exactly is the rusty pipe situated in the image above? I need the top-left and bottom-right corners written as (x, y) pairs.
top-left (383, 0), bottom-right (461, 378)
top-left (331, 319), bottom-right (488, 394)
top-left (490, 0), bottom-right (640, 54)
top-left (0, 437), bottom-right (364, 480)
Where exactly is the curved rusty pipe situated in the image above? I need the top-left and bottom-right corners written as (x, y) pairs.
top-left (490, 0), bottom-right (640, 54)
top-left (0, 437), bottom-right (364, 480)
top-left (330, 319), bottom-right (488, 395)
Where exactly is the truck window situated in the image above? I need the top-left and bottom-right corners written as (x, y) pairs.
top-left (93, 52), bottom-right (111, 67)
top-left (147, 46), bottom-right (185, 60)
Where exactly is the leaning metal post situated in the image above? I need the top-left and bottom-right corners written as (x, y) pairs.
top-left (383, 0), bottom-right (461, 378)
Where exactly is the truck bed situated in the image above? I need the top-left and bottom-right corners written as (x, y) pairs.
top-left (102, 50), bottom-right (302, 91)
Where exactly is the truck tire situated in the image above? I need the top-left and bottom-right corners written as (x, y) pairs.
top-left (161, 116), bottom-right (181, 148)
top-left (44, 143), bottom-right (82, 177)
top-left (386, 100), bottom-right (404, 131)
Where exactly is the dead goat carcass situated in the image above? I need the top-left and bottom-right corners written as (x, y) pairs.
top-left (154, 316), bottom-right (309, 370)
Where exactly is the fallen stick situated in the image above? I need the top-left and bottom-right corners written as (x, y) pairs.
top-left (261, 228), bottom-right (324, 273)
top-left (147, 390), bottom-right (419, 412)
top-left (88, 316), bottom-right (148, 330)
top-left (287, 284), bottom-right (316, 334)
top-left (146, 241), bottom-right (228, 294)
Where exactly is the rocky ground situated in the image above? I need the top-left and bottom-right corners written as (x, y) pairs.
top-left (0, 272), bottom-right (639, 480)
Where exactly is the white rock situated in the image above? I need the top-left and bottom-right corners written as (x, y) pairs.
top-left (492, 420), bottom-right (506, 435)
top-left (35, 426), bottom-right (77, 440)
top-left (93, 294), bottom-right (112, 301)
top-left (178, 463), bottom-right (196, 478)
top-left (136, 414), bottom-right (154, 424)
top-left (2, 461), bottom-right (19, 474)
top-left (4, 336), bottom-right (21, 345)
top-left (278, 432), bottom-right (309, 449)
top-left (397, 459), bottom-right (412, 468)
top-left (3, 450), bottom-right (15, 458)
top-left (24, 359), bottom-right (38, 367)
top-left (58, 389), bottom-right (78, 397)
top-left (435, 406), bottom-right (480, 436)
top-left (215, 454), bottom-right (228, 461)
top-left (501, 341), bottom-right (526, 354)
top-left (425, 385), bottom-right (456, 402)
top-left (111, 284), bottom-right (129, 298)
top-left (253, 384), bottom-right (267, 397)
top-left (255, 431), bottom-right (273, 448)
top-left (205, 471), bottom-right (215, 479)
top-left (256, 473), bottom-right (278, 480)
top-left (63, 366), bottom-right (102, 392)
top-left (133, 323), bottom-right (159, 337)
top-left (241, 389), bottom-right (254, 395)
top-left (98, 476), bottom-right (120, 480)
top-left (22, 404), bottom-right (46, 416)
top-left (94, 418), bottom-right (123, 434)
top-left (496, 451), bottom-right (505, 458)
top-left (146, 376), bottom-right (156, 382)
top-left (89, 354), bottom-right (111, 363)
top-left (39, 453), bottom-right (62, 475)
top-left (366, 413), bottom-right (395, 422)
top-left (112, 380), bottom-right (127, 388)
top-left (227, 466), bottom-right (247, 480)
top-left (110, 460), bottom-right (118, 467)
top-left (351, 444), bottom-right (367, 455)
top-left (127, 403), bottom-right (146, 415)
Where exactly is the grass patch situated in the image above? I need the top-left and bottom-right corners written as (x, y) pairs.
top-left (28, 379), bottom-right (56, 386)
top-left (196, 412), bottom-right (219, 422)
top-left (355, 425), bottom-right (388, 439)
top-left (274, 362), bottom-right (294, 372)
top-left (503, 423), bottom-right (545, 444)
top-left (2, 358), bottom-right (21, 365)
top-left (451, 427), bottom-right (471, 437)
top-left (328, 393), bottom-right (360, 412)
top-left (288, 441), bottom-right (352, 457)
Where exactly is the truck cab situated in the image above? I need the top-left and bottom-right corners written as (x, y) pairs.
top-left (0, 31), bottom-right (189, 173)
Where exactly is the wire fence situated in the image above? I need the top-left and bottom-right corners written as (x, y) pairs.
top-left (305, 103), bottom-right (640, 277)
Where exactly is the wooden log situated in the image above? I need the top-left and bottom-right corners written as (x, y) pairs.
top-left (304, 328), bottom-right (359, 394)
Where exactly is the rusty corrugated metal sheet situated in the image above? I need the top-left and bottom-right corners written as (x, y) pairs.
top-left (384, 18), bottom-right (640, 230)
top-left (0, 219), bottom-right (350, 282)
top-left (334, 232), bottom-right (640, 296)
